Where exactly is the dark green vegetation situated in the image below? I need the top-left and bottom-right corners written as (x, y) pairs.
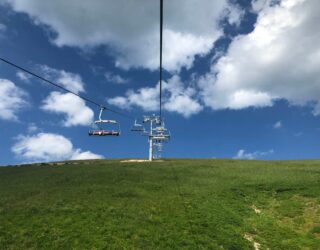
top-left (1, 159), bottom-right (320, 249)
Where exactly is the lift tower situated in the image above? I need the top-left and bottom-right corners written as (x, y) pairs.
top-left (143, 115), bottom-right (161, 161)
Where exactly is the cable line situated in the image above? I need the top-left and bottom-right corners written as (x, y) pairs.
top-left (159, 0), bottom-right (163, 120)
top-left (0, 56), bottom-right (134, 119)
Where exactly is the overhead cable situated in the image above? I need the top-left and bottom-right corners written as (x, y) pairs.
top-left (0, 56), bottom-right (134, 119)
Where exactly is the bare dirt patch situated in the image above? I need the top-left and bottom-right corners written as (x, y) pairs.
top-left (120, 159), bottom-right (164, 163)
top-left (251, 205), bottom-right (262, 214)
top-left (120, 159), bottom-right (150, 163)
top-left (244, 234), bottom-right (261, 250)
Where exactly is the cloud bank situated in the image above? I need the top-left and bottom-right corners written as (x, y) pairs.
top-left (2, 0), bottom-right (240, 71)
top-left (3, 0), bottom-right (320, 119)
top-left (234, 149), bottom-right (274, 160)
top-left (108, 75), bottom-right (202, 118)
top-left (199, 0), bottom-right (320, 116)
top-left (12, 132), bottom-right (103, 162)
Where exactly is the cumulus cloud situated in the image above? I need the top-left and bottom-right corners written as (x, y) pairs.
top-left (1, 0), bottom-right (239, 71)
top-left (164, 95), bottom-right (203, 118)
top-left (38, 66), bottom-right (94, 127)
top-left (41, 91), bottom-right (94, 127)
top-left (251, 0), bottom-right (269, 13)
top-left (224, 4), bottom-right (245, 26)
top-left (12, 132), bottom-right (103, 162)
top-left (112, 87), bottom-right (159, 112)
top-left (199, 0), bottom-right (320, 116)
top-left (234, 149), bottom-right (274, 160)
top-left (0, 79), bottom-right (28, 121)
top-left (71, 149), bottom-right (103, 160)
top-left (40, 65), bottom-right (85, 94)
top-left (108, 75), bottom-right (202, 118)
top-left (16, 71), bottom-right (32, 83)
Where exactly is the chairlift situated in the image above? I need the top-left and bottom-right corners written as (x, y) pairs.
top-left (88, 107), bottom-right (121, 136)
top-left (131, 119), bottom-right (145, 132)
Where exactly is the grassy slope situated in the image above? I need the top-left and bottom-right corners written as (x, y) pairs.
top-left (0, 159), bottom-right (320, 249)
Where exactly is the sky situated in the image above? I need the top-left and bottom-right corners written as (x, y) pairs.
top-left (1, 0), bottom-right (320, 165)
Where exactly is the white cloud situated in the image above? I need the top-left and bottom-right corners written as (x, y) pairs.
top-left (16, 71), bottom-right (32, 83)
top-left (225, 4), bottom-right (245, 26)
top-left (163, 75), bottom-right (203, 117)
top-left (71, 149), bottom-right (103, 160)
top-left (104, 72), bottom-right (128, 84)
top-left (38, 66), bottom-right (94, 127)
top-left (12, 133), bottom-right (73, 162)
top-left (1, 0), bottom-right (238, 71)
top-left (160, 29), bottom-right (214, 71)
top-left (12, 132), bottom-right (103, 162)
top-left (108, 75), bottom-right (202, 118)
top-left (164, 95), bottom-right (203, 118)
top-left (251, 0), bottom-right (269, 13)
top-left (107, 96), bottom-right (131, 109)
top-left (234, 149), bottom-right (274, 160)
top-left (109, 85), bottom-right (159, 112)
top-left (273, 120), bottom-right (282, 129)
top-left (199, 0), bottom-right (320, 116)
top-left (40, 65), bottom-right (85, 94)
top-left (41, 91), bottom-right (94, 127)
top-left (0, 79), bottom-right (28, 121)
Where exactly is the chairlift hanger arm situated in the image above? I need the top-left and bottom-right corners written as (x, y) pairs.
top-left (98, 107), bottom-right (104, 121)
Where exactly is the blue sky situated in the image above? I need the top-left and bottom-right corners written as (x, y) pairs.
top-left (1, 0), bottom-right (320, 165)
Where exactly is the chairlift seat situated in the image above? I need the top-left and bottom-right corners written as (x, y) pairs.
top-left (95, 120), bottom-right (117, 124)
top-left (131, 127), bottom-right (145, 132)
top-left (89, 130), bottom-right (120, 136)
top-left (131, 124), bottom-right (145, 132)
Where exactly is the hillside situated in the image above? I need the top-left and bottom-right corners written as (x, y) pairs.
top-left (1, 159), bottom-right (320, 249)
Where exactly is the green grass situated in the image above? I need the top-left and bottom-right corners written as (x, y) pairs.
top-left (1, 159), bottom-right (320, 249)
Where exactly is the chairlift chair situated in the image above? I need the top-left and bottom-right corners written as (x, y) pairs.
top-left (88, 107), bottom-right (121, 136)
top-left (131, 119), bottom-right (145, 132)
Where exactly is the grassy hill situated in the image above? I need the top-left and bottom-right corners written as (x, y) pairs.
top-left (1, 159), bottom-right (320, 249)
